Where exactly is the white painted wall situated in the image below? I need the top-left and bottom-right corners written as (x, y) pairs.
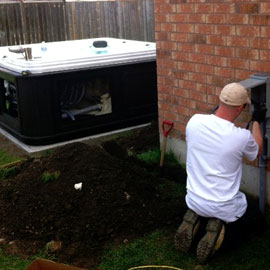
top-left (161, 135), bottom-right (270, 206)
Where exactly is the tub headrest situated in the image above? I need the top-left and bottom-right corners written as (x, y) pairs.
top-left (93, 40), bottom-right (108, 48)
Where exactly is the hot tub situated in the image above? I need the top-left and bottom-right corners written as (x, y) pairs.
top-left (0, 38), bottom-right (157, 145)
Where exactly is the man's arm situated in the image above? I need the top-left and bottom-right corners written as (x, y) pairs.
top-left (252, 121), bottom-right (263, 157)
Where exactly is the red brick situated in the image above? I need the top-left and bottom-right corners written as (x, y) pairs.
top-left (207, 94), bottom-right (219, 105)
top-left (250, 60), bottom-right (270, 73)
top-left (260, 50), bottom-right (270, 61)
top-left (194, 3), bottom-right (213, 13)
top-left (207, 55), bottom-right (227, 67)
top-left (261, 27), bottom-right (270, 38)
top-left (158, 84), bottom-right (173, 94)
top-left (228, 58), bottom-right (249, 69)
top-left (207, 75), bottom-right (227, 88)
top-left (227, 14), bottom-right (248, 25)
top-left (260, 3), bottom-right (270, 14)
top-left (214, 3), bottom-right (235, 13)
top-left (189, 73), bottom-right (207, 84)
top-left (206, 14), bottom-right (226, 24)
top-left (250, 38), bottom-right (270, 49)
top-left (177, 97), bottom-right (196, 109)
top-left (155, 0), bottom-right (169, 3)
top-left (158, 59), bottom-right (178, 69)
top-left (207, 35), bottom-right (226, 46)
top-left (155, 23), bottom-right (161, 32)
top-left (215, 46), bottom-right (235, 57)
top-left (188, 14), bottom-right (206, 23)
top-left (195, 44), bottom-right (214, 55)
top-left (178, 43), bottom-right (194, 52)
top-left (196, 101), bottom-right (214, 113)
top-left (179, 80), bottom-right (196, 90)
top-left (171, 70), bottom-right (189, 80)
top-left (177, 4), bottom-right (194, 13)
top-left (159, 4), bottom-right (176, 14)
top-left (178, 61), bottom-right (195, 72)
top-left (196, 63), bottom-right (214, 75)
top-left (188, 34), bottom-right (207, 44)
top-left (161, 23), bottom-right (176, 32)
top-left (175, 105), bottom-right (190, 116)
top-left (155, 14), bottom-right (170, 23)
top-left (236, 48), bottom-right (259, 60)
top-left (159, 102), bottom-right (174, 112)
top-left (235, 69), bottom-right (254, 81)
top-left (235, 3), bottom-right (259, 14)
top-left (196, 83), bottom-right (216, 95)
top-left (195, 24), bottom-right (214, 35)
top-left (189, 53), bottom-right (207, 64)
top-left (215, 25), bottom-right (235, 35)
top-left (163, 111), bottom-right (179, 122)
top-left (164, 77), bottom-right (178, 87)
top-left (214, 67), bottom-right (234, 78)
top-left (160, 41), bottom-right (177, 51)
top-left (157, 67), bottom-right (172, 77)
top-left (173, 122), bottom-right (186, 135)
top-left (170, 13), bottom-right (188, 23)
top-left (157, 50), bottom-right (171, 59)
top-left (236, 25), bottom-right (260, 37)
top-left (190, 90), bottom-right (207, 102)
top-left (158, 93), bottom-right (173, 104)
top-left (250, 15), bottom-right (270, 25)
top-left (173, 87), bottom-right (189, 98)
top-left (227, 36), bottom-right (249, 47)
top-left (172, 51), bottom-right (188, 61)
top-left (155, 32), bottom-right (170, 41)
top-left (176, 23), bottom-right (194, 33)
top-left (171, 32), bottom-right (188, 42)
top-left (169, 0), bottom-right (181, 4)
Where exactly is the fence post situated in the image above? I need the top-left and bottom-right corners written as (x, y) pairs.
top-left (19, 0), bottom-right (28, 44)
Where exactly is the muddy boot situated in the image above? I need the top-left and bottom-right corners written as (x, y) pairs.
top-left (174, 209), bottom-right (200, 253)
top-left (196, 218), bottom-right (225, 264)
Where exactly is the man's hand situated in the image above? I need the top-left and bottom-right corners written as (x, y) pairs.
top-left (252, 108), bottom-right (267, 123)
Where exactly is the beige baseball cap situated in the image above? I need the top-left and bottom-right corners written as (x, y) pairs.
top-left (219, 82), bottom-right (251, 106)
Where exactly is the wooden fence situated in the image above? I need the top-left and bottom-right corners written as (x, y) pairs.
top-left (0, 0), bottom-right (155, 46)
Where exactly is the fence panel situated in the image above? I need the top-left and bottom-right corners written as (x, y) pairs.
top-left (0, 0), bottom-right (155, 46)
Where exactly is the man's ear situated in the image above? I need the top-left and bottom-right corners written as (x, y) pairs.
top-left (236, 105), bottom-right (244, 114)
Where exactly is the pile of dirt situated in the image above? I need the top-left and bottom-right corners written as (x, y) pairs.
top-left (0, 123), bottom-right (187, 269)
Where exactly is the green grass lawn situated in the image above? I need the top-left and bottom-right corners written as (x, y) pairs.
top-left (98, 228), bottom-right (270, 270)
top-left (0, 149), bottom-right (22, 167)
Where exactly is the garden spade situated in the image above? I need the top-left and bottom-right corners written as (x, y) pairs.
top-left (159, 120), bottom-right (174, 175)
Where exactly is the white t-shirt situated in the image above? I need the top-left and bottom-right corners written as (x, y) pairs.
top-left (185, 114), bottom-right (258, 223)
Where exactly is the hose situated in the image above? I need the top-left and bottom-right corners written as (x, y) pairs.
top-left (127, 265), bottom-right (183, 270)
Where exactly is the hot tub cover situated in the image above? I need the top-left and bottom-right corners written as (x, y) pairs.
top-left (0, 38), bottom-right (156, 75)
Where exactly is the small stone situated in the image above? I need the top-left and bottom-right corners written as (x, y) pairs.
top-left (0, 238), bottom-right (7, 245)
top-left (45, 240), bottom-right (62, 254)
top-left (123, 239), bottom-right (129, 244)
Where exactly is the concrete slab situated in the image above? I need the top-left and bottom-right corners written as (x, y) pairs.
top-left (0, 123), bottom-right (150, 156)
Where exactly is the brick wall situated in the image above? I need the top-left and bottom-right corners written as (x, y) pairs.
top-left (155, 1), bottom-right (270, 141)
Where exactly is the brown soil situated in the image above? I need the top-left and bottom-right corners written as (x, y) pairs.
top-left (0, 122), bottom-right (187, 269)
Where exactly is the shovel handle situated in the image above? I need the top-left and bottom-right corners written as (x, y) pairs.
top-left (162, 120), bottom-right (174, 138)
top-left (160, 136), bottom-right (167, 167)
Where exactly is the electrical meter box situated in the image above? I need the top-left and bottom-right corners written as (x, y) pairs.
top-left (240, 73), bottom-right (270, 158)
